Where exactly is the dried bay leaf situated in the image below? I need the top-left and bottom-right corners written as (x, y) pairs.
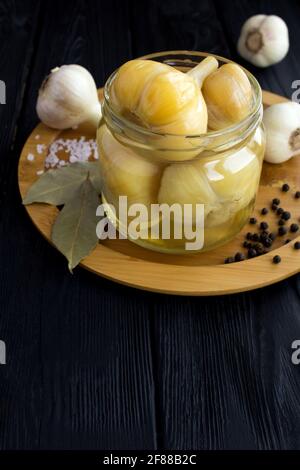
top-left (51, 175), bottom-right (100, 271)
top-left (80, 161), bottom-right (102, 194)
top-left (23, 164), bottom-right (88, 205)
top-left (23, 161), bottom-right (102, 205)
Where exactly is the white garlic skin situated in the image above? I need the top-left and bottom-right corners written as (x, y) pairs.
top-left (237, 15), bottom-right (289, 67)
top-left (263, 102), bottom-right (300, 163)
top-left (37, 65), bottom-right (101, 129)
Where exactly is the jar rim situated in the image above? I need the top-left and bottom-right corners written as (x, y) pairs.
top-left (103, 50), bottom-right (262, 140)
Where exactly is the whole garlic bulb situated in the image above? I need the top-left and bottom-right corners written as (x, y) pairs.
top-left (263, 102), bottom-right (300, 163)
top-left (37, 65), bottom-right (102, 129)
top-left (110, 57), bottom-right (218, 161)
top-left (237, 15), bottom-right (289, 67)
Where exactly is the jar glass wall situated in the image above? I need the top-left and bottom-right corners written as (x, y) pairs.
top-left (97, 51), bottom-right (265, 254)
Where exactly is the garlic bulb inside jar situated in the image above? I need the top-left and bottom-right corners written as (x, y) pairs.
top-left (98, 125), bottom-right (162, 227)
top-left (157, 161), bottom-right (220, 219)
top-left (110, 58), bottom-right (217, 161)
top-left (204, 147), bottom-right (261, 227)
top-left (158, 132), bottom-right (262, 232)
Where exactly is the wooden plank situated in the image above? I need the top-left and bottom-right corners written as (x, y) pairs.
top-left (0, 0), bottom-right (41, 449)
top-left (130, 0), bottom-right (230, 58)
top-left (151, 286), bottom-right (300, 449)
top-left (0, 0), bottom-right (40, 212)
top-left (0, 0), bottom-right (157, 449)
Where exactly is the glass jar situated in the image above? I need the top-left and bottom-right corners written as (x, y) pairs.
top-left (97, 51), bottom-right (265, 254)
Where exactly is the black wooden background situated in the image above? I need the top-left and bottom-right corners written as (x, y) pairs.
top-left (0, 0), bottom-right (300, 450)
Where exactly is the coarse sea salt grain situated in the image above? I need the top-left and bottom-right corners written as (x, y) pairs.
top-left (37, 143), bottom-right (46, 154)
top-left (36, 170), bottom-right (44, 176)
top-left (43, 137), bottom-right (99, 169)
top-left (35, 134), bottom-right (40, 140)
top-left (27, 153), bottom-right (35, 161)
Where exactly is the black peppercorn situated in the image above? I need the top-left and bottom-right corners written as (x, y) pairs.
top-left (248, 248), bottom-right (257, 258)
top-left (235, 252), bottom-right (245, 262)
top-left (225, 257), bottom-right (235, 264)
top-left (276, 207), bottom-right (284, 215)
top-left (272, 198), bottom-right (280, 205)
top-left (263, 237), bottom-right (273, 248)
top-left (285, 239), bottom-right (291, 244)
top-left (278, 219), bottom-right (285, 226)
top-left (254, 244), bottom-right (264, 255)
top-left (253, 242), bottom-right (263, 249)
top-left (290, 224), bottom-right (299, 233)
top-left (281, 211), bottom-right (291, 221)
top-left (261, 207), bottom-right (268, 215)
top-left (282, 183), bottom-right (290, 192)
top-left (260, 221), bottom-right (268, 230)
top-left (269, 232), bottom-right (276, 241)
top-left (273, 255), bottom-right (281, 264)
top-left (260, 233), bottom-right (268, 242)
top-left (295, 191), bottom-right (300, 199)
top-left (278, 226), bottom-right (288, 236)
top-left (246, 232), bottom-right (252, 240)
top-left (251, 233), bottom-right (260, 242)
top-left (249, 217), bottom-right (257, 224)
top-left (271, 203), bottom-right (278, 211)
top-left (294, 241), bottom-right (300, 250)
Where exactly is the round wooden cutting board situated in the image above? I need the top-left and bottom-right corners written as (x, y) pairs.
top-left (18, 90), bottom-right (300, 295)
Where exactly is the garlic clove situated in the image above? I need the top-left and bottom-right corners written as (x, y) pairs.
top-left (37, 65), bottom-right (102, 130)
top-left (263, 102), bottom-right (300, 163)
top-left (237, 15), bottom-right (289, 68)
top-left (202, 63), bottom-right (253, 130)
